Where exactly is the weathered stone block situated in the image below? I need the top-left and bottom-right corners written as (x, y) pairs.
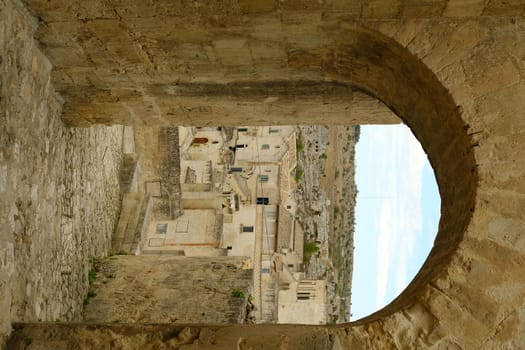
top-left (83, 256), bottom-right (253, 324)
top-left (238, 0), bottom-right (275, 13)
top-left (362, 0), bottom-right (401, 18)
top-left (443, 0), bottom-right (487, 17)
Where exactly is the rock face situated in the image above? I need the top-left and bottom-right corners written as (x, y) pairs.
top-left (3, 0), bottom-right (525, 349)
top-left (294, 125), bottom-right (359, 323)
top-left (83, 256), bottom-right (253, 324)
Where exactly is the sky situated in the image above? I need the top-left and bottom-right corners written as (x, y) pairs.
top-left (350, 124), bottom-right (441, 321)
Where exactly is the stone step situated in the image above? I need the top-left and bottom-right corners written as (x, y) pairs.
top-left (119, 153), bottom-right (140, 194)
top-left (111, 192), bottom-right (152, 255)
top-left (141, 249), bottom-right (186, 256)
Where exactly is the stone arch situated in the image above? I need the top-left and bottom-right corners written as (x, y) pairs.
top-left (7, 1), bottom-right (525, 348)
top-left (317, 25), bottom-right (478, 322)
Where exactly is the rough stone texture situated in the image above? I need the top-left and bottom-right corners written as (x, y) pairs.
top-left (0, 0), bottom-right (124, 346)
top-left (295, 125), bottom-right (358, 323)
top-left (160, 127), bottom-right (182, 219)
top-left (19, 0), bottom-right (406, 127)
top-left (119, 153), bottom-right (139, 194)
top-left (3, 0), bottom-right (525, 349)
top-left (111, 192), bottom-right (152, 255)
top-left (7, 323), bottom-right (339, 350)
top-left (133, 126), bottom-right (183, 220)
top-left (83, 256), bottom-right (253, 324)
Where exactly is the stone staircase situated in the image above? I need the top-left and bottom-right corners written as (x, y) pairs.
top-left (111, 192), bottom-right (152, 255)
top-left (119, 153), bottom-right (140, 194)
top-left (110, 129), bottom-right (155, 255)
top-left (112, 147), bottom-right (153, 255)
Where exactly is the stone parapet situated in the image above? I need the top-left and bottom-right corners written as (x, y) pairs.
top-left (82, 256), bottom-right (253, 324)
top-left (111, 192), bottom-right (152, 255)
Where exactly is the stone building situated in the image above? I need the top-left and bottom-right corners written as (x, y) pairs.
top-left (141, 126), bottom-right (230, 256)
top-left (278, 279), bottom-right (328, 325)
top-left (2, 0), bottom-right (525, 349)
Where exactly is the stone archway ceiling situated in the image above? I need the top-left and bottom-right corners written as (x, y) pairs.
top-left (13, 0), bottom-right (525, 349)
top-left (22, 0), bottom-right (519, 127)
top-left (21, 0), bottom-right (524, 128)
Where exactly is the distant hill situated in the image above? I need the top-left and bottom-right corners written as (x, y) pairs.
top-left (294, 125), bottom-right (359, 323)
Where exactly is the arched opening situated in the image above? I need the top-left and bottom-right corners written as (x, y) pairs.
top-left (322, 26), bottom-right (477, 324)
top-left (88, 113), bottom-right (452, 326)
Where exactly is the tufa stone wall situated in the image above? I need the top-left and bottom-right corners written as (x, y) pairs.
top-left (160, 127), bottom-right (183, 219)
top-left (0, 0), bottom-right (124, 346)
top-left (83, 256), bottom-right (253, 324)
top-left (133, 126), bottom-right (183, 220)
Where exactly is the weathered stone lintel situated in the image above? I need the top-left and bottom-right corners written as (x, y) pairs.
top-left (60, 81), bottom-right (401, 127)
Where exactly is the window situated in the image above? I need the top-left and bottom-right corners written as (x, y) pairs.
top-left (192, 137), bottom-right (208, 144)
top-left (269, 128), bottom-right (279, 133)
top-left (259, 174), bottom-right (269, 183)
top-left (230, 167), bottom-right (243, 173)
top-left (256, 197), bottom-right (269, 205)
top-left (242, 225), bottom-right (254, 233)
top-left (261, 144), bottom-right (270, 150)
top-left (238, 128), bottom-right (248, 132)
top-left (156, 223), bottom-right (168, 234)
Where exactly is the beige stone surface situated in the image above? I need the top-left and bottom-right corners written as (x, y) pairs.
top-left (134, 126), bottom-right (183, 220)
top-left (21, 0), bottom-right (409, 127)
top-left (2, 0), bottom-right (525, 349)
top-left (1, 0), bottom-right (124, 347)
top-left (83, 256), bottom-right (253, 324)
